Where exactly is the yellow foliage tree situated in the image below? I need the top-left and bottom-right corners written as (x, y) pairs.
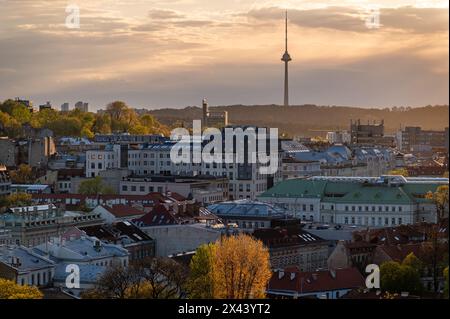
top-left (212, 234), bottom-right (271, 299)
top-left (0, 279), bottom-right (43, 299)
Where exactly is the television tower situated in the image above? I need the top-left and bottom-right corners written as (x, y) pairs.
top-left (281, 10), bottom-right (292, 107)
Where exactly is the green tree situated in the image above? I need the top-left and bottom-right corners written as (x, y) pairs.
top-left (380, 261), bottom-right (422, 294)
top-left (402, 252), bottom-right (423, 274)
top-left (78, 176), bottom-right (115, 194)
top-left (186, 243), bottom-right (215, 299)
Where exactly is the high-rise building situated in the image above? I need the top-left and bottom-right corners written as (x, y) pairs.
top-left (75, 101), bottom-right (89, 112)
top-left (61, 102), bottom-right (70, 112)
top-left (281, 10), bottom-right (292, 107)
top-left (397, 126), bottom-right (449, 153)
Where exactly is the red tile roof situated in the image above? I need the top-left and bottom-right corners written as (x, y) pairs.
top-left (133, 204), bottom-right (177, 226)
top-left (268, 267), bottom-right (365, 294)
top-left (102, 204), bottom-right (145, 218)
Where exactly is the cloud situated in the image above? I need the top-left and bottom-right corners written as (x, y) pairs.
top-left (148, 9), bottom-right (185, 20)
top-left (247, 6), bottom-right (449, 34)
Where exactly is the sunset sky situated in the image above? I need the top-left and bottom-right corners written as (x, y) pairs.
top-left (0, 0), bottom-right (448, 109)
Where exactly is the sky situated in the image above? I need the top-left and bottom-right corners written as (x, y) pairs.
top-left (0, 0), bottom-right (448, 110)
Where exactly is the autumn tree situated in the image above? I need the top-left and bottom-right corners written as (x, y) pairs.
top-left (186, 243), bottom-right (215, 298)
top-left (83, 257), bottom-right (188, 299)
top-left (0, 192), bottom-right (32, 207)
top-left (135, 257), bottom-right (188, 299)
top-left (426, 185), bottom-right (449, 223)
top-left (10, 164), bottom-right (34, 184)
top-left (82, 264), bottom-right (140, 299)
top-left (421, 224), bottom-right (449, 293)
top-left (212, 234), bottom-right (271, 299)
top-left (388, 168), bottom-right (409, 177)
top-left (0, 278), bottom-right (43, 299)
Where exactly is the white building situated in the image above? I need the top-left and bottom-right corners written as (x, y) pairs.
top-left (326, 131), bottom-right (351, 144)
top-left (86, 144), bottom-right (122, 177)
top-left (259, 176), bottom-right (448, 225)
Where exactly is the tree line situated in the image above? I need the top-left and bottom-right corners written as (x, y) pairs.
top-left (0, 99), bottom-right (170, 139)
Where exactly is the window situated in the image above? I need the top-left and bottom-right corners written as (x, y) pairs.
top-left (345, 206), bottom-right (349, 211)
top-left (122, 185), bottom-right (128, 192)
top-left (310, 205), bottom-right (314, 211)
top-left (398, 218), bottom-right (402, 225)
top-left (351, 217), bottom-right (355, 224)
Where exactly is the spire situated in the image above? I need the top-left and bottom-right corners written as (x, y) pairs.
top-left (285, 9), bottom-right (288, 52)
top-left (281, 10), bottom-right (291, 107)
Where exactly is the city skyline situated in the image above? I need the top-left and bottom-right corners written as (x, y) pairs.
top-left (0, 0), bottom-right (449, 110)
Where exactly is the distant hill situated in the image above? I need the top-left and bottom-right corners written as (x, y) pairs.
top-left (147, 104), bottom-right (449, 137)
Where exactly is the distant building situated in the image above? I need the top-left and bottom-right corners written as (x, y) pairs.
top-left (135, 205), bottom-right (224, 257)
top-left (259, 175), bottom-right (449, 225)
top-left (202, 98), bottom-right (228, 128)
top-left (92, 204), bottom-right (146, 224)
top-left (281, 157), bottom-right (321, 180)
top-left (11, 184), bottom-right (52, 194)
top-left (75, 101), bottom-right (89, 112)
top-left (14, 98), bottom-right (34, 112)
top-left (326, 131), bottom-right (351, 144)
top-left (60, 102), bottom-right (70, 112)
top-left (85, 144), bottom-right (122, 177)
top-left (39, 101), bottom-right (52, 111)
top-left (327, 241), bottom-right (377, 273)
top-left (253, 227), bottom-right (329, 271)
top-left (350, 119), bottom-right (394, 146)
top-left (267, 267), bottom-right (365, 299)
top-left (397, 126), bottom-right (449, 153)
top-left (207, 199), bottom-right (289, 231)
top-left (93, 133), bottom-right (168, 145)
top-left (33, 232), bottom-right (129, 295)
top-left (119, 175), bottom-right (229, 204)
top-left (0, 165), bottom-right (11, 196)
top-left (80, 222), bottom-right (156, 261)
top-left (0, 204), bottom-right (104, 247)
top-left (0, 246), bottom-right (55, 287)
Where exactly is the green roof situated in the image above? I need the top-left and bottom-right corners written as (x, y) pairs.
top-left (323, 186), bottom-right (413, 204)
top-left (258, 179), bottom-right (445, 205)
top-left (259, 179), bottom-right (327, 198)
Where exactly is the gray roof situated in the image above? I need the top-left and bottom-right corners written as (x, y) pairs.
top-left (207, 199), bottom-right (286, 218)
top-left (0, 246), bottom-right (55, 272)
